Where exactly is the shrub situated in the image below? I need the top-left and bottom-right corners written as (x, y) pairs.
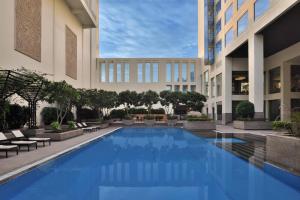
top-left (174, 105), bottom-right (188, 115)
top-left (77, 108), bottom-right (98, 121)
top-left (187, 115), bottom-right (211, 121)
top-left (41, 107), bottom-right (74, 125)
top-left (50, 121), bottom-right (61, 131)
top-left (151, 108), bottom-right (165, 115)
top-left (67, 121), bottom-right (76, 129)
top-left (5, 104), bottom-right (30, 129)
top-left (236, 101), bottom-right (255, 119)
top-left (128, 108), bottom-right (148, 114)
top-left (272, 121), bottom-right (292, 130)
top-left (110, 109), bottom-right (127, 119)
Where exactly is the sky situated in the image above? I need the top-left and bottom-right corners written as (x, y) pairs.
top-left (99, 0), bottom-right (198, 58)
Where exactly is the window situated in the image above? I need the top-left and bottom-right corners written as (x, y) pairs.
top-left (138, 63), bottom-right (143, 83)
top-left (291, 65), bottom-right (300, 92)
top-left (237, 0), bottom-right (245, 9)
top-left (211, 78), bottom-right (215, 98)
top-left (225, 28), bottom-right (234, 47)
top-left (174, 63), bottom-right (179, 82)
top-left (269, 67), bottom-right (281, 94)
top-left (182, 64), bottom-right (187, 82)
top-left (101, 63), bottom-right (106, 82)
top-left (153, 63), bottom-right (159, 83)
top-left (183, 85), bottom-right (188, 93)
top-left (166, 64), bottom-right (172, 82)
top-left (174, 85), bottom-right (180, 92)
top-left (215, 20), bottom-right (222, 35)
top-left (255, 0), bottom-right (270, 20)
top-left (237, 12), bottom-right (248, 35)
top-left (166, 85), bottom-right (172, 91)
top-left (204, 71), bottom-right (209, 96)
top-left (145, 63), bottom-right (151, 83)
top-left (117, 64), bottom-right (122, 82)
top-left (291, 99), bottom-right (300, 113)
top-left (232, 71), bottom-right (249, 95)
top-left (190, 64), bottom-right (195, 82)
top-left (109, 63), bottom-right (114, 83)
top-left (215, 0), bottom-right (221, 15)
top-left (225, 4), bottom-right (233, 24)
top-left (269, 100), bottom-right (281, 121)
top-left (191, 85), bottom-right (196, 92)
top-left (124, 63), bottom-right (130, 82)
top-left (216, 73), bottom-right (222, 96)
top-left (215, 40), bottom-right (222, 56)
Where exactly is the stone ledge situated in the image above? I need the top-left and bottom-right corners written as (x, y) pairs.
top-left (37, 129), bottom-right (83, 141)
top-left (184, 121), bottom-right (216, 130)
top-left (233, 120), bottom-right (272, 130)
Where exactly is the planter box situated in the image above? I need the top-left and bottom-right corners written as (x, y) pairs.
top-left (144, 120), bottom-right (155, 126)
top-left (123, 119), bottom-right (134, 126)
top-left (266, 134), bottom-right (300, 174)
top-left (23, 128), bottom-right (45, 137)
top-left (233, 120), bottom-right (272, 130)
top-left (37, 129), bottom-right (83, 141)
top-left (167, 119), bottom-right (178, 126)
top-left (184, 121), bottom-right (216, 130)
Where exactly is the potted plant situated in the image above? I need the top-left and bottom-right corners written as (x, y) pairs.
top-left (144, 115), bottom-right (155, 126)
top-left (233, 101), bottom-right (272, 130)
top-left (123, 115), bottom-right (134, 126)
top-left (184, 114), bottom-right (216, 130)
top-left (167, 115), bottom-right (178, 126)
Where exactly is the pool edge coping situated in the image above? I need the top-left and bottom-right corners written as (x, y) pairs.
top-left (0, 127), bottom-right (122, 184)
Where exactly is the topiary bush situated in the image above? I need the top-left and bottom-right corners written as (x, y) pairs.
top-left (235, 101), bottom-right (255, 119)
top-left (41, 107), bottom-right (74, 125)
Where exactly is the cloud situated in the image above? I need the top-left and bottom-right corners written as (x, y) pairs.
top-left (99, 0), bottom-right (198, 58)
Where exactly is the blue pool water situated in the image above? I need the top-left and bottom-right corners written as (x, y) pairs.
top-left (0, 128), bottom-right (300, 200)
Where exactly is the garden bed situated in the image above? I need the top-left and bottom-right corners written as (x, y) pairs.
top-left (233, 120), bottom-right (272, 130)
top-left (38, 129), bottom-right (83, 141)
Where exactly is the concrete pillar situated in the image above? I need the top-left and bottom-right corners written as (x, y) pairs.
top-left (248, 34), bottom-right (264, 118)
top-left (222, 56), bottom-right (233, 124)
top-left (281, 62), bottom-right (291, 120)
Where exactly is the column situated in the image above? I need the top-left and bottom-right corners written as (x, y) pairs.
top-left (281, 62), bottom-right (291, 120)
top-left (248, 34), bottom-right (264, 118)
top-left (222, 56), bottom-right (233, 124)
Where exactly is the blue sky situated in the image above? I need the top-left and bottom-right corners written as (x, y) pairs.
top-left (99, 0), bottom-right (198, 58)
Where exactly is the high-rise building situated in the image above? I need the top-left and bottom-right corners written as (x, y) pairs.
top-left (198, 0), bottom-right (300, 124)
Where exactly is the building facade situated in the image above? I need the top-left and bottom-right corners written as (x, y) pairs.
top-left (95, 58), bottom-right (201, 93)
top-left (198, 0), bottom-right (300, 124)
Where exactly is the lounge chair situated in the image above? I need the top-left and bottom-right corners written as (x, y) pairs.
top-left (77, 123), bottom-right (94, 132)
top-left (11, 130), bottom-right (51, 147)
top-left (0, 145), bottom-right (19, 158)
top-left (0, 132), bottom-right (37, 152)
top-left (82, 122), bottom-right (101, 131)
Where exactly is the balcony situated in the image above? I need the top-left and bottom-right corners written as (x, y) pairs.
top-left (64, 0), bottom-right (97, 28)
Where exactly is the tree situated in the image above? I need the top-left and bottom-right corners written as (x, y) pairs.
top-left (43, 81), bottom-right (78, 127)
top-left (118, 90), bottom-right (139, 114)
top-left (140, 90), bottom-right (159, 114)
top-left (183, 91), bottom-right (206, 112)
top-left (159, 90), bottom-right (173, 114)
top-left (74, 89), bottom-right (90, 122)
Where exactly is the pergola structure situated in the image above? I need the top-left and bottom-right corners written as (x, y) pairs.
top-left (0, 69), bottom-right (45, 129)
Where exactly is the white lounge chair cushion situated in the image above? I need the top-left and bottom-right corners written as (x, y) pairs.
top-left (11, 141), bottom-right (37, 145)
top-left (11, 130), bottom-right (24, 138)
top-left (0, 132), bottom-right (8, 141)
top-left (77, 123), bottom-right (83, 127)
top-left (28, 137), bottom-right (50, 141)
top-left (82, 122), bottom-right (88, 127)
top-left (0, 145), bottom-right (18, 149)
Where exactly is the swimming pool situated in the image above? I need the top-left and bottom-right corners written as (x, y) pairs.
top-left (0, 128), bottom-right (299, 200)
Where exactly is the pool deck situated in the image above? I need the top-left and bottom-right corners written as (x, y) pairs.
top-left (216, 124), bottom-right (282, 136)
top-left (0, 127), bottom-right (120, 180)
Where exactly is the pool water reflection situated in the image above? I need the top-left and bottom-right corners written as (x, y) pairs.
top-left (0, 128), bottom-right (299, 200)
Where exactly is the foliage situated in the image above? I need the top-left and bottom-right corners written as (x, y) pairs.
top-left (67, 121), bottom-right (76, 129)
top-left (159, 90), bottom-right (173, 114)
top-left (272, 121), bottom-right (292, 131)
top-left (75, 89), bottom-right (91, 122)
top-left (128, 108), bottom-right (148, 114)
top-left (41, 107), bottom-right (74, 125)
top-left (144, 115), bottom-right (155, 120)
top-left (118, 90), bottom-right (139, 114)
top-left (50, 121), bottom-right (61, 131)
top-left (183, 92), bottom-right (206, 112)
top-left (110, 109), bottom-right (127, 119)
top-left (174, 105), bottom-right (188, 115)
top-left (76, 108), bottom-right (98, 121)
top-left (42, 81), bottom-right (78, 126)
top-left (140, 90), bottom-right (159, 114)
top-left (0, 103), bottom-right (30, 130)
top-left (187, 115), bottom-right (211, 121)
top-left (236, 101), bottom-right (255, 119)
top-left (150, 108), bottom-right (165, 114)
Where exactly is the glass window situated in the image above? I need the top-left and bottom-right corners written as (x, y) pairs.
top-left (269, 100), bottom-right (281, 121)
top-left (117, 63), bottom-right (122, 82)
top-left (215, 40), bottom-right (222, 56)
top-left (124, 63), bottom-right (130, 82)
top-left (101, 63), bottom-right (106, 82)
top-left (232, 71), bottom-right (249, 95)
top-left (255, 0), bottom-right (270, 20)
top-left (166, 85), bottom-right (172, 91)
top-left (237, 12), bottom-right (248, 36)
top-left (225, 4), bottom-right (233, 24)
top-left (291, 99), bottom-right (300, 113)
top-left (215, 0), bottom-right (221, 15)
top-left (216, 73), bottom-right (222, 96)
top-left (204, 71), bottom-right (209, 96)
top-left (191, 85), bottom-right (196, 92)
top-left (138, 63), bottom-right (143, 83)
top-left (237, 0), bottom-right (245, 9)
top-left (211, 78), bottom-right (215, 98)
top-left (166, 64), bottom-right (172, 82)
top-left (269, 67), bottom-right (281, 94)
top-left (109, 63), bottom-right (114, 83)
top-left (225, 28), bottom-right (234, 47)
top-left (291, 65), bottom-right (300, 92)
top-left (215, 20), bottom-right (222, 35)
top-left (183, 85), bottom-right (188, 93)
top-left (174, 63), bottom-right (179, 82)
top-left (182, 64), bottom-right (187, 82)
top-left (174, 85), bottom-right (180, 92)
top-left (153, 63), bottom-right (159, 83)
top-left (145, 63), bottom-right (151, 83)
top-left (190, 64), bottom-right (195, 82)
